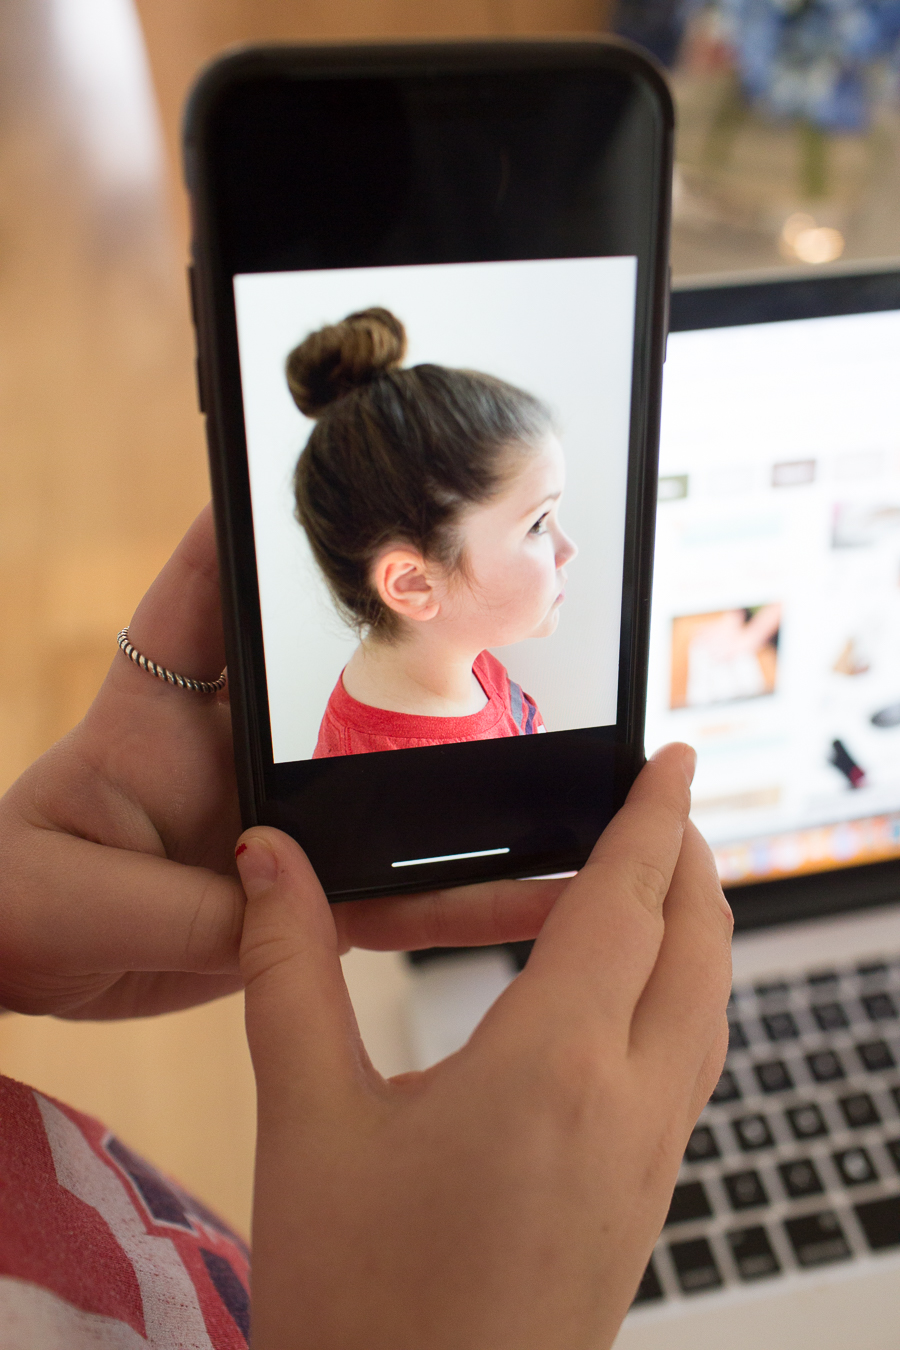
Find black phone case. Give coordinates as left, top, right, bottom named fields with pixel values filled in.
left=184, top=39, right=673, bottom=900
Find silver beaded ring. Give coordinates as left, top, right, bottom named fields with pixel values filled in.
left=116, top=628, right=227, bottom=694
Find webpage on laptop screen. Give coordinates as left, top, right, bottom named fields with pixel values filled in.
left=645, top=307, right=900, bottom=886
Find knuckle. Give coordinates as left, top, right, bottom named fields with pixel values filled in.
left=183, top=877, right=243, bottom=971
left=532, top=1035, right=620, bottom=1125
left=239, top=921, right=301, bottom=986
left=429, top=888, right=463, bottom=947
left=692, top=1017, right=730, bottom=1116
left=179, top=514, right=220, bottom=585
left=626, top=857, right=671, bottom=915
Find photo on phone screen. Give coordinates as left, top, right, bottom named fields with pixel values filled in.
left=234, top=255, right=636, bottom=764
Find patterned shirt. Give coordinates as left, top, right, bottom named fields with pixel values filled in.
left=0, top=1074, right=250, bottom=1347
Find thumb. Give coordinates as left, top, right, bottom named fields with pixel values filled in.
left=236, top=827, right=370, bottom=1118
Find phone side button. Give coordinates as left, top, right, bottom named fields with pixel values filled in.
left=187, top=263, right=199, bottom=329
left=194, top=354, right=206, bottom=415
left=663, top=263, right=671, bottom=363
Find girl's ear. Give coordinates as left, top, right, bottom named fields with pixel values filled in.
left=372, top=548, right=441, bottom=623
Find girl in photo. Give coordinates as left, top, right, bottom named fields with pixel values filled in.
left=286, top=307, right=577, bottom=759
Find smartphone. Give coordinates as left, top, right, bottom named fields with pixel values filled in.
left=184, top=39, right=672, bottom=901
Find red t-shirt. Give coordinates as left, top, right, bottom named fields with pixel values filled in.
left=313, top=650, right=545, bottom=758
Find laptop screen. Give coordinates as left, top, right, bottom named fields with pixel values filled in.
left=645, top=274, right=900, bottom=890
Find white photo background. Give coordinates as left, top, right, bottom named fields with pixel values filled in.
left=234, top=255, right=636, bottom=762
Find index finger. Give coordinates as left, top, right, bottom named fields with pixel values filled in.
left=503, top=743, right=696, bottom=1045
left=118, top=503, right=226, bottom=689
left=332, top=875, right=568, bottom=955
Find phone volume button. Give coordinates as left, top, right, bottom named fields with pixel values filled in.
left=663, top=263, right=671, bottom=363
left=187, top=264, right=199, bottom=329
left=194, top=354, right=206, bottom=415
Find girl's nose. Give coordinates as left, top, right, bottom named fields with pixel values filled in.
left=556, top=530, right=577, bottom=567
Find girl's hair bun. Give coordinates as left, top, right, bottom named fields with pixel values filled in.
left=286, top=307, right=407, bottom=417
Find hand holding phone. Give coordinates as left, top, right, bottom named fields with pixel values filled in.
left=0, top=507, right=567, bottom=1021
left=237, top=745, right=732, bottom=1350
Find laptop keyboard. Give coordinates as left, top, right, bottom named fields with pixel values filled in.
left=635, top=955, right=900, bottom=1306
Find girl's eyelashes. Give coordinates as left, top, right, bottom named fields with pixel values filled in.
left=529, top=511, right=550, bottom=536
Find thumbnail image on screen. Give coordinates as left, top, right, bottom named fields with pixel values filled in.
left=669, top=605, right=781, bottom=711
left=234, top=256, right=636, bottom=764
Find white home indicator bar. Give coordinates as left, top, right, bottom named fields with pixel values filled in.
left=391, top=847, right=510, bottom=869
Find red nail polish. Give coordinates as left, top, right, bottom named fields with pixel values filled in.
left=235, top=842, right=248, bottom=858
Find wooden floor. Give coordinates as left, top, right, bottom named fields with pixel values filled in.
left=0, top=0, right=606, bottom=1241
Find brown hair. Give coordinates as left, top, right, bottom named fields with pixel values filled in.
left=287, top=307, right=553, bottom=638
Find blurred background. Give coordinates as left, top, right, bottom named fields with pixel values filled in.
left=1, top=0, right=898, bottom=1237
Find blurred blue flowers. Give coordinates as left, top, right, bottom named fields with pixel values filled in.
left=711, top=0, right=900, bottom=130
left=615, top=0, right=900, bottom=132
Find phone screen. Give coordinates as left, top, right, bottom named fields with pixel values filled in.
left=186, top=44, right=671, bottom=898
left=235, top=256, right=635, bottom=765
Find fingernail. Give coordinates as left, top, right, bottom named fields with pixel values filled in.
left=235, top=836, right=278, bottom=892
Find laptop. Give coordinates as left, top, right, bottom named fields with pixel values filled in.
left=406, top=264, right=900, bottom=1349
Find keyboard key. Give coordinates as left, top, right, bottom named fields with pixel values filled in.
left=786, top=1103, right=828, bottom=1140
left=779, top=1157, right=824, bottom=1198
left=669, top=1237, right=723, bottom=1294
left=724, top=1169, right=769, bottom=1210
left=763, top=1012, right=800, bottom=1042
left=812, top=1002, right=849, bottom=1031
left=858, top=962, right=889, bottom=979
left=784, top=1210, right=852, bottom=1267
left=855, top=1195, right=900, bottom=1251
left=685, top=1125, right=720, bottom=1163
left=728, top=1021, right=749, bottom=1052
left=666, top=1181, right=713, bottom=1226
left=863, top=992, right=898, bottom=1022
left=710, top=1069, right=741, bottom=1103
left=755, top=1060, right=794, bottom=1093
left=755, top=981, right=789, bottom=999
left=733, top=1114, right=774, bottom=1151
left=632, top=1258, right=664, bottom=1304
left=727, top=1225, right=781, bottom=1281
left=886, top=1138, right=900, bottom=1173
left=806, top=1050, right=845, bottom=1083
left=834, top=1146, right=879, bottom=1186
left=839, top=1092, right=881, bottom=1129
left=808, top=970, right=838, bottom=987
left=857, top=1039, right=895, bottom=1072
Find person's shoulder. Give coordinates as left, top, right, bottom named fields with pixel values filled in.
left=474, top=650, right=510, bottom=697
left=313, top=671, right=352, bottom=757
